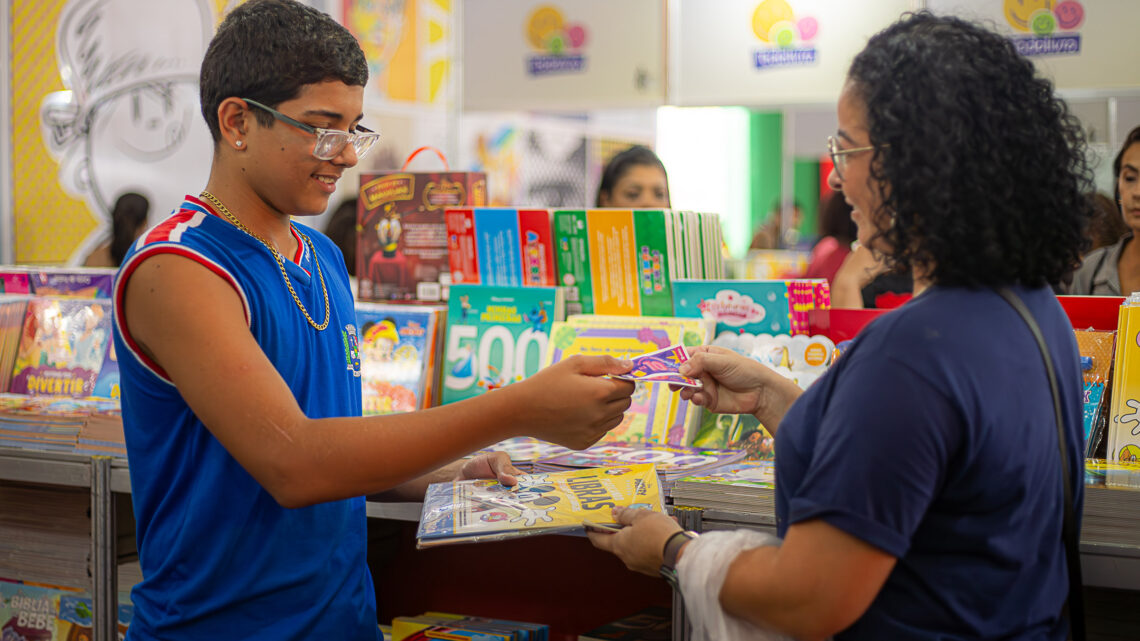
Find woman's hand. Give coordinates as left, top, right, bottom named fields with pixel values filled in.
left=675, top=345, right=803, bottom=431
left=587, top=506, right=683, bottom=577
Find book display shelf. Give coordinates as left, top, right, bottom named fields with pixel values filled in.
left=2, top=296, right=1139, bottom=640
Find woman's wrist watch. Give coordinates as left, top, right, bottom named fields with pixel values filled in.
left=659, top=530, right=699, bottom=588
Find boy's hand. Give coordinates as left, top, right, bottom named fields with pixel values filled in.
left=513, top=355, right=635, bottom=450
left=455, top=451, right=522, bottom=487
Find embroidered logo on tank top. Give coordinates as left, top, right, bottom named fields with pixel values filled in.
left=342, top=324, right=361, bottom=377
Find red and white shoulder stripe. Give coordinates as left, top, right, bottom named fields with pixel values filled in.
left=115, top=209, right=252, bottom=385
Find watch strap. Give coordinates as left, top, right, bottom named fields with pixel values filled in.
left=659, top=530, right=697, bottom=588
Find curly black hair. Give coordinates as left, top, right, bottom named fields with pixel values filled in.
left=199, top=0, right=368, bottom=143
left=846, top=12, right=1094, bottom=288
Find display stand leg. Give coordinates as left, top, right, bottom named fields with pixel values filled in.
left=671, top=507, right=705, bottom=641
left=92, top=457, right=117, bottom=641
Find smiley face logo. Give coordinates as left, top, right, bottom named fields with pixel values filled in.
left=752, top=0, right=795, bottom=43
left=1054, top=0, right=1085, bottom=30
left=1003, top=0, right=1054, bottom=33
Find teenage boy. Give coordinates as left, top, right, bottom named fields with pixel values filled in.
left=112, top=2, right=635, bottom=639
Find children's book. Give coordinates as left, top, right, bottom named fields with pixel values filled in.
left=0, top=296, right=31, bottom=393
left=10, top=298, right=112, bottom=398
left=441, top=285, right=563, bottom=404
left=676, top=459, right=775, bottom=489
left=1110, top=299, right=1140, bottom=462
left=393, top=612, right=548, bottom=641
left=0, top=269, right=32, bottom=295
left=416, top=463, right=664, bottom=548
left=550, top=315, right=710, bottom=445
left=578, top=606, right=672, bottom=641
left=675, top=279, right=789, bottom=333
left=357, top=170, right=488, bottom=302
left=553, top=210, right=723, bottom=317
left=27, top=267, right=116, bottom=299
left=420, top=613, right=548, bottom=641
left=533, top=442, right=746, bottom=494
left=446, top=208, right=555, bottom=287
left=1075, top=329, right=1115, bottom=456
left=90, top=340, right=120, bottom=401
left=355, top=302, right=443, bottom=415
left=477, top=437, right=572, bottom=473
left=689, top=409, right=775, bottom=460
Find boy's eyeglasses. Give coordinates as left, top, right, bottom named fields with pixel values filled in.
left=827, top=135, right=879, bottom=181
left=243, top=97, right=380, bottom=161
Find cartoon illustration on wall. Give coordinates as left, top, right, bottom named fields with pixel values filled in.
left=39, top=0, right=217, bottom=264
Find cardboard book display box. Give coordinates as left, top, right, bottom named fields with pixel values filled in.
left=356, top=147, right=487, bottom=302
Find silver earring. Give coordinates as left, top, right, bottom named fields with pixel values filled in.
left=235, top=140, right=243, bottom=147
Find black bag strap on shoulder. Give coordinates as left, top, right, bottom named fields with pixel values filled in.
left=997, top=287, right=1085, bottom=641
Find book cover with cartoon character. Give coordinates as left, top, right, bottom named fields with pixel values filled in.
left=689, top=409, right=775, bottom=460
left=441, top=284, right=563, bottom=405
left=10, top=298, right=112, bottom=398
left=355, top=302, right=442, bottom=415
left=549, top=315, right=710, bottom=445
left=416, top=463, right=664, bottom=548
left=533, top=442, right=746, bottom=495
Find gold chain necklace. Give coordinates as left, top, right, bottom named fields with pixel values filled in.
left=199, top=191, right=330, bottom=331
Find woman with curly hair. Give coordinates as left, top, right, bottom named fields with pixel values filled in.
left=590, top=12, right=1090, bottom=641
left=1069, top=126, right=1140, bottom=295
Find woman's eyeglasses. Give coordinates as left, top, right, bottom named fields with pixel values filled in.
left=827, top=135, right=878, bottom=181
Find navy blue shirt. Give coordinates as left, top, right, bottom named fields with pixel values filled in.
left=776, top=286, right=1083, bottom=640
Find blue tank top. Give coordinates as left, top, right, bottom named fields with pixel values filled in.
left=113, top=196, right=377, bottom=641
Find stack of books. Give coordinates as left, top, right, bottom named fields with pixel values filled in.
left=532, top=442, right=745, bottom=496
left=553, top=209, right=724, bottom=317
left=446, top=208, right=557, bottom=288
left=477, top=437, right=572, bottom=474
left=0, top=487, right=93, bottom=589
left=579, top=605, right=671, bottom=641
left=392, top=611, right=549, bottom=640
left=1084, top=460, right=1140, bottom=549
left=0, top=394, right=119, bottom=453
left=670, top=460, right=776, bottom=515
left=74, top=410, right=126, bottom=458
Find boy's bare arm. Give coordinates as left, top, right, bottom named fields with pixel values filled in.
left=123, top=253, right=634, bottom=508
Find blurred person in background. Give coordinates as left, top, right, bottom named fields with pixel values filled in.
left=1070, top=127, right=1140, bottom=295
left=804, top=191, right=857, bottom=286
left=84, top=192, right=150, bottom=267
left=595, top=145, right=671, bottom=208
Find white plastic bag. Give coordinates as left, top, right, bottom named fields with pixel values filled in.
left=676, top=529, right=797, bottom=641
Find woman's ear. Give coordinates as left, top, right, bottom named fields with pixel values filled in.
left=598, top=190, right=611, bottom=207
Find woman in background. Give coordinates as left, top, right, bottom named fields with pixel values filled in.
left=595, top=145, right=670, bottom=208
left=1070, top=127, right=1140, bottom=295
left=84, top=192, right=150, bottom=267
left=804, top=191, right=856, bottom=286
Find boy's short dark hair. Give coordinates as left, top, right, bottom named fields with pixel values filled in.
left=199, top=0, right=369, bottom=142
